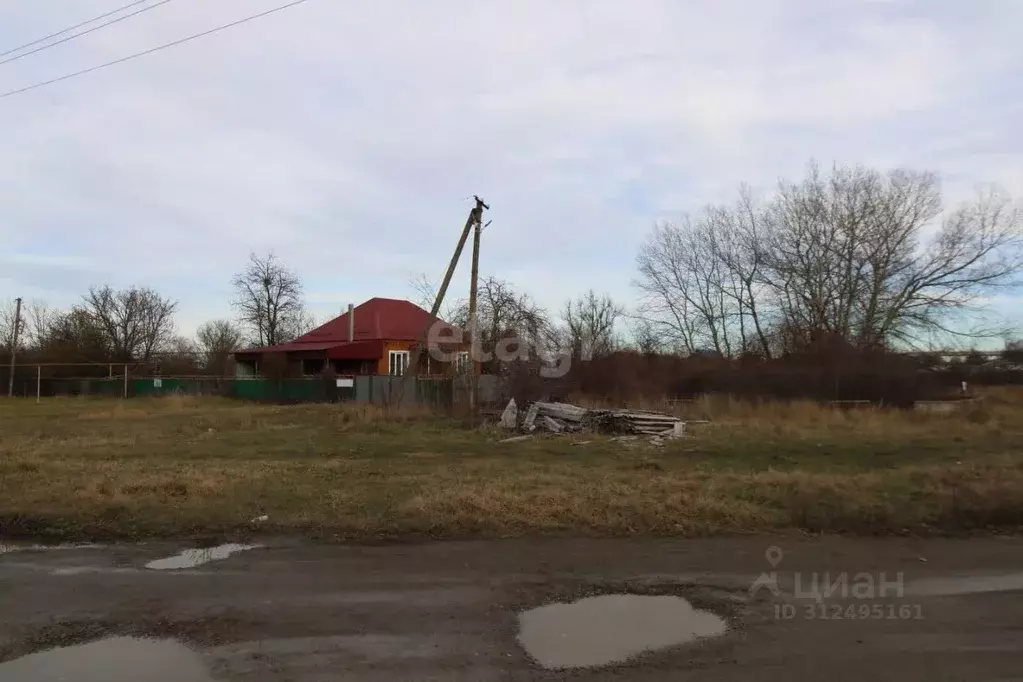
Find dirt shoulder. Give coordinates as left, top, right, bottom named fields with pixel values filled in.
left=2, top=396, right=1022, bottom=541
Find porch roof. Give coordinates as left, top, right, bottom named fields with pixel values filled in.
left=235, top=341, right=337, bottom=355
left=235, top=340, right=386, bottom=361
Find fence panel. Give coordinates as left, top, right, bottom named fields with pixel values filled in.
left=0, top=367, right=126, bottom=398
left=1, top=366, right=505, bottom=408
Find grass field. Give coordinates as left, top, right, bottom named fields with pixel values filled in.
left=2, top=391, right=1022, bottom=541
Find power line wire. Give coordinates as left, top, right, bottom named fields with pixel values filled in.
left=0, top=0, right=175, bottom=68
left=0, top=0, right=312, bottom=100
left=0, top=0, right=154, bottom=58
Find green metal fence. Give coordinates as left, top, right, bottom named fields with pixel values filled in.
left=5, top=371, right=501, bottom=408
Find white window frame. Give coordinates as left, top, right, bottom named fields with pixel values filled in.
left=456, top=351, right=470, bottom=373
left=388, top=350, right=410, bottom=376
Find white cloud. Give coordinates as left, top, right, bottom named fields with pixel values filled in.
left=0, top=0, right=1020, bottom=338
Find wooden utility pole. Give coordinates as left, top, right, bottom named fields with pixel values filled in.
left=7, top=297, right=22, bottom=397
left=467, top=196, right=484, bottom=413
left=405, top=197, right=487, bottom=402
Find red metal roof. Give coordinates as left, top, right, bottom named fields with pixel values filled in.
left=296, top=297, right=462, bottom=344
left=234, top=298, right=464, bottom=356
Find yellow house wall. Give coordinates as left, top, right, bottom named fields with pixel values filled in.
left=376, top=341, right=415, bottom=375
left=376, top=340, right=475, bottom=376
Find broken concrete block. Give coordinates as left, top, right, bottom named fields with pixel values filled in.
left=522, top=402, right=540, bottom=431
left=540, top=416, right=565, bottom=433
left=534, top=402, right=588, bottom=423
left=499, top=398, right=518, bottom=429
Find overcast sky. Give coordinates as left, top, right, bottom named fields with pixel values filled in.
left=1, top=0, right=1020, bottom=340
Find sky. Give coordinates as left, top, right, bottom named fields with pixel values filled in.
left=0, top=0, right=1021, bottom=343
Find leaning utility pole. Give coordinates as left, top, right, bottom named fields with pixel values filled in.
left=7, top=297, right=22, bottom=397
left=405, top=197, right=487, bottom=402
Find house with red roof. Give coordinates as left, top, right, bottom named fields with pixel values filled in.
left=233, top=297, right=472, bottom=378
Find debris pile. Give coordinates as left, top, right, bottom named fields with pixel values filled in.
left=586, top=409, right=685, bottom=436
left=499, top=400, right=686, bottom=439
left=522, top=402, right=588, bottom=432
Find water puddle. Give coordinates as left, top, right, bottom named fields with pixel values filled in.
left=906, top=573, right=1023, bottom=597
left=145, top=543, right=261, bottom=570
left=0, top=637, right=214, bottom=681
left=517, top=594, right=727, bottom=669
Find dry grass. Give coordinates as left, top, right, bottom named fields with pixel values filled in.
left=1, top=391, right=1022, bottom=541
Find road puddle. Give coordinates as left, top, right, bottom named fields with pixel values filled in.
left=0, top=637, right=214, bottom=681
left=906, top=573, right=1023, bottom=596
left=517, top=594, right=727, bottom=669
left=145, top=543, right=261, bottom=570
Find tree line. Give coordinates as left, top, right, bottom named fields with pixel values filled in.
left=1, top=263, right=627, bottom=377
left=3, top=161, right=1020, bottom=375
left=636, top=161, right=1021, bottom=357
left=0, top=253, right=319, bottom=374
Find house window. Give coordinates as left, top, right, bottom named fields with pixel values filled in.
left=302, top=359, right=325, bottom=376
left=456, top=351, right=470, bottom=373
left=388, top=350, right=409, bottom=376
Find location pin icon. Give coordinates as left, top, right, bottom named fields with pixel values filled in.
left=765, top=546, right=783, bottom=568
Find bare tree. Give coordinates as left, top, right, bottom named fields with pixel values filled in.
left=284, top=309, right=318, bottom=340
left=196, top=319, right=243, bottom=375
left=763, top=164, right=1021, bottom=349
left=409, top=273, right=438, bottom=309
left=628, top=317, right=666, bottom=355
left=464, top=277, right=552, bottom=365
left=408, top=273, right=460, bottom=322
left=561, top=290, right=623, bottom=359
left=876, top=187, right=1020, bottom=345
left=159, top=336, right=202, bottom=375
left=707, top=188, right=774, bottom=356
left=231, top=252, right=307, bottom=346
left=168, top=336, right=198, bottom=355
left=81, top=285, right=177, bottom=362
left=636, top=161, right=1023, bottom=355
left=411, top=273, right=554, bottom=370
left=36, top=307, right=111, bottom=362
left=22, top=300, right=54, bottom=349
left=0, top=299, right=55, bottom=351
left=635, top=216, right=741, bottom=355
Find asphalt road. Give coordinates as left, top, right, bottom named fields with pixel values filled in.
left=1, top=536, right=1022, bottom=680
